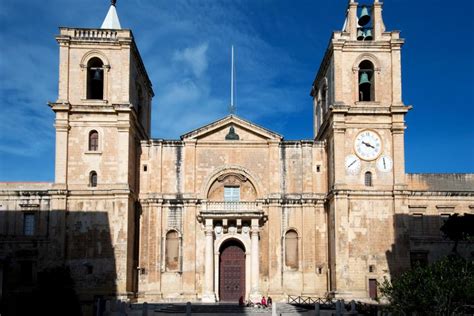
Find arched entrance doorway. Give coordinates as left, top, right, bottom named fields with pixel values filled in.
left=219, top=239, right=245, bottom=302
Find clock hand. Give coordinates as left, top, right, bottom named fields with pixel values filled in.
left=348, top=160, right=357, bottom=168
left=362, top=141, right=375, bottom=149
left=383, top=157, right=386, bottom=168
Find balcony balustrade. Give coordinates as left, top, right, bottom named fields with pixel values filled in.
left=203, top=201, right=260, bottom=213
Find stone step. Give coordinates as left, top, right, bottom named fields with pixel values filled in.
left=130, top=302, right=310, bottom=315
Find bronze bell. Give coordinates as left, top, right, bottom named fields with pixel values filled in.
left=359, top=72, right=371, bottom=86
left=92, top=68, right=103, bottom=81
left=358, top=6, right=371, bottom=27
left=357, top=29, right=365, bottom=41
left=364, top=29, right=373, bottom=41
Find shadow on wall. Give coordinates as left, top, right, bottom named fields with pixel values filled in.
left=0, top=210, right=117, bottom=316
left=385, top=213, right=474, bottom=279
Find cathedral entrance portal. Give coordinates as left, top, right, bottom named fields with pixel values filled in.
left=219, top=239, right=245, bottom=302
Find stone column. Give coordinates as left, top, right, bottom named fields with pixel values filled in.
left=202, top=219, right=216, bottom=302
left=250, top=218, right=261, bottom=301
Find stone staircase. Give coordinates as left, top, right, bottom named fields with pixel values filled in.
left=131, top=302, right=311, bottom=315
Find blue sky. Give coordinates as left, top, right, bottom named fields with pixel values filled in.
left=0, top=0, right=473, bottom=181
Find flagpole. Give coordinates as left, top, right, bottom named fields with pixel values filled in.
left=230, top=45, right=234, bottom=114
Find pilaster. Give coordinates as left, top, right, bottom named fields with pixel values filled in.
left=267, top=203, right=283, bottom=296
left=347, top=1, right=359, bottom=41
left=202, top=219, right=216, bottom=302
left=50, top=102, right=70, bottom=187
left=182, top=203, right=197, bottom=298
left=249, top=218, right=261, bottom=301
left=372, top=1, right=385, bottom=40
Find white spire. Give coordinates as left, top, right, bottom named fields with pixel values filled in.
left=101, top=0, right=122, bottom=29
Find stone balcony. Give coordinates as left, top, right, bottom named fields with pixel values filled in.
left=198, top=201, right=265, bottom=221
left=205, top=201, right=260, bottom=212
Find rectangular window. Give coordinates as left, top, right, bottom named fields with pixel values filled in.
left=410, top=251, right=428, bottom=268
left=23, top=213, right=35, bottom=236
left=224, top=186, right=240, bottom=202
left=410, top=214, right=423, bottom=236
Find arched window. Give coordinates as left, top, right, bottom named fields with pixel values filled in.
left=87, top=57, right=104, bottom=100
left=321, top=85, right=328, bottom=113
left=285, top=230, right=299, bottom=269
left=358, top=60, right=374, bottom=102
left=89, top=171, right=97, bottom=187
left=88, top=130, right=99, bottom=151
left=165, top=230, right=179, bottom=270
left=316, top=101, right=322, bottom=132
left=136, top=85, right=143, bottom=120
left=365, top=171, right=373, bottom=187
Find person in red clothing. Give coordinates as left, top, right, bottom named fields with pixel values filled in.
left=261, top=296, right=267, bottom=307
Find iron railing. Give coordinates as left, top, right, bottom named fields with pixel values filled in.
left=287, top=295, right=334, bottom=307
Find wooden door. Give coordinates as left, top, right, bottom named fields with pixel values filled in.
left=369, top=279, right=377, bottom=299
left=219, top=243, right=245, bottom=302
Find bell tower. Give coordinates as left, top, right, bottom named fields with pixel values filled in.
left=49, top=0, right=153, bottom=300
left=51, top=0, right=153, bottom=191
left=311, top=0, right=411, bottom=299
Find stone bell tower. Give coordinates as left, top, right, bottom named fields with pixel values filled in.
left=310, top=0, right=411, bottom=299
left=48, top=0, right=154, bottom=302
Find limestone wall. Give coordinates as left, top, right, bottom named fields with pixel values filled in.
left=137, top=125, right=329, bottom=300
left=406, top=192, right=474, bottom=262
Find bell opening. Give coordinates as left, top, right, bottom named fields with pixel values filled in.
left=358, top=61, right=374, bottom=102
left=356, top=5, right=373, bottom=41
left=87, top=57, right=104, bottom=100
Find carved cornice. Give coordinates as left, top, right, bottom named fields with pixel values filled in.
left=217, top=173, right=248, bottom=183
left=48, top=102, right=71, bottom=111
left=407, top=191, right=474, bottom=197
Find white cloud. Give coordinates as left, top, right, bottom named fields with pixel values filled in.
left=173, top=43, right=209, bottom=78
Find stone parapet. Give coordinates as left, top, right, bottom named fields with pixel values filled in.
left=57, top=27, right=132, bottom=43
left=407, top=173, right=474, bottom=192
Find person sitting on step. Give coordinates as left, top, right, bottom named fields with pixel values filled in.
left=267, top=296, right=272, bottom=307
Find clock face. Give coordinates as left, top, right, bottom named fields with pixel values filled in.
left=345, top=154, right=361, bottom=175
left=354, top=130, right=382, bottom=161
left=376, top=155, right=393, bottom=172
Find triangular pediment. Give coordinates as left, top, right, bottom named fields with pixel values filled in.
left=180, top=115, right=283, bottom=142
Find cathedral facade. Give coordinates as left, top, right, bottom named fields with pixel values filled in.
left=1, top=0, right=473, bottom=313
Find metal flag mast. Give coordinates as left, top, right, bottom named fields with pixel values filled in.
left=230, top=45, right=236, bottom=115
